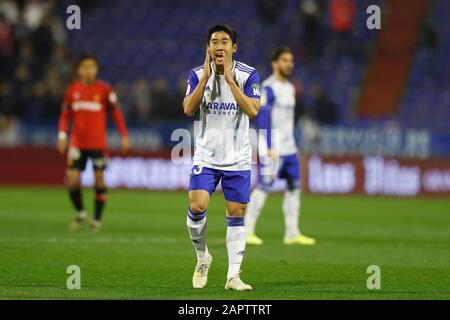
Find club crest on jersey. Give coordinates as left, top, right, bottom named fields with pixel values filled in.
left=93, top=94, right=101, bottom=102
left=252, top=83, right=260, bottom=96
left=191, top=165, right=203, bottom=175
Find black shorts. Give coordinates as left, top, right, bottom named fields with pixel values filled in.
left=67, top=147, right=108, bottom=171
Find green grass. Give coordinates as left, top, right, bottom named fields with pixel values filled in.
left=0, top=187, right=449, bottom=300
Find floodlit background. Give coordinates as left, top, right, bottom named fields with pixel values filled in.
left=0, top=0, right=448, bottom=195
left=0, top=0, right=449, bottom=300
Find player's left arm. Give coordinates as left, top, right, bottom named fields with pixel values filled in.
left=257, top=86, right=276, bottom=159
left=224, top=58, right=260, bottom=118
left=57, top=87, right=73, bottom=154
left=106, top=89, right=130, bottom=153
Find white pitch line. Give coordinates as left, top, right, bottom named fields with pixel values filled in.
left=0, top=237, right=226, bottom=244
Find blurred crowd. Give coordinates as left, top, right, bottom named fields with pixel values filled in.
left=0, top=0, right=353, bottom=129
left=0, top=0, right=192, bottom=126
left=259, top=0, right=359, bottom=63
left=0, top=0, right=71, bottom=124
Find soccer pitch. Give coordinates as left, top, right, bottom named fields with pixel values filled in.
left=0, top=187, right=449, bottom=300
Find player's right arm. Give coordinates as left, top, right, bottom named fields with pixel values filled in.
left=183, top=51, right=211, bottom=117
left=57, top=87, right=73, bottom=154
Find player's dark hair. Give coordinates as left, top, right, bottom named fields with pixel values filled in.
left=206, top=24, right=237, bottom=44
left=271, top=47, right=293, bottom=62
left=76, top=53, right=98, bottom=67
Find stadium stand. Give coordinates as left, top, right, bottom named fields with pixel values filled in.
left=0, top=0, right=448, bottom=132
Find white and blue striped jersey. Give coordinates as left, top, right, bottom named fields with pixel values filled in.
left=186, top=60, right=260, bottom=171
left=257, top=75, right=297, bottom=156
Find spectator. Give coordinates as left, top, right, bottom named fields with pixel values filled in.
left=299, top=0, right=323, bottom=63
left=0, top=81, right=14, bottom=116
left=151, top=77, right=171, bottom=119
left=43, top=65, right=64, bottom=118
left=329, top=0, right=355, bottom=33
left=328, top=0, right=356, bottom=57
left=257, top=0, right=283, bottom=23
left=0, top=0, right=20, bottom=27
left=0, top=14, right=15, bottom=79
left=292, top=79, right=307, bottom=122
left=112, top=81, right=132, bottom=120
left=0, top=113, right=20, bottom=145
left=311, top=85, right=338, bottom=125
left=0, top=14, right=14, bottom=57
left=27, top=81, right=48, bottom=121
left=420, top=18, right=439, bottom=81
left=23, top=0, right=49, bottom=31
left=257, top=0, right=284, bottom=60
left=46, top=0, right=67, bottom=46
left=16, top=41, right=37, bottom=79
left=30, top=14, right=55, bottom=72
left=12, top=63, right=33, bottom=117
left=48, top=46, right=73, bottom=82
left=170, top=76, right=188, bottom=119
left=130, top=77, right=152, bottom=121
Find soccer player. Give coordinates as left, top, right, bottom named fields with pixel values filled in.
left=57, top=54, right=130, bottom=232
left=183, top=25, right=260, bottom=291
left=245, top=47, right=316, bottom=246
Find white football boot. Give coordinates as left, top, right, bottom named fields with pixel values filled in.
left=192, top=253, right=213, bottom=289
left=69, top=210, right=87, bottom=231
left=225, top=272, right=252, bottom=291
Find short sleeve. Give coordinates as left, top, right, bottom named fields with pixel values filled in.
left=185, top=69, right=200, bottom=96
left=243, top=70, right=261, bottom=99
left=257, top=86, right=275, bottom=148
left=260, top=86, right=275, bottom=110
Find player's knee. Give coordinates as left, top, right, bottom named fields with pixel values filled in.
left=66, top=170, right=80, bottom=187
left=189, top=201, right=208, bottom=214
left=95, top=181, right=106, bottom=189
left=286, top=178, right=300, bottom=191
left=95, top=186, right=106, bottom=193
left=94, top=172, right=105, bottom=187
left=227, top=206, right=246, bottom=217
left=67, top=178, right=81, bottom=190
